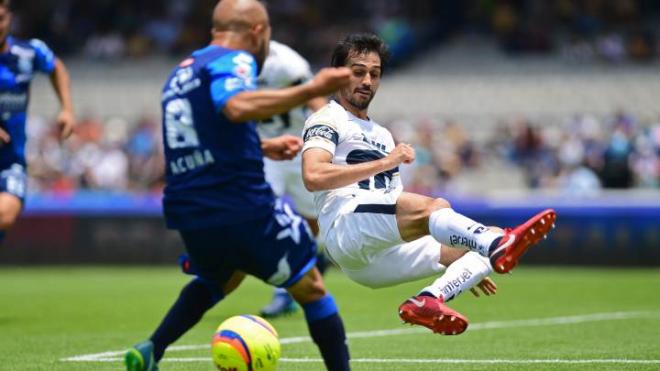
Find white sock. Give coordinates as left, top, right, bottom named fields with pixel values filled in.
left=429, top=208, right=503, bottom=257
left=420, top=251, right=493, bottom=301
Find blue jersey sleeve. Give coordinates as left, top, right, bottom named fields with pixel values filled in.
left=206, top=51, right=257, bottom=112
left=29, top=39, right=56, bottom=74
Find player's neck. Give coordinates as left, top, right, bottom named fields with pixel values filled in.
left=209, top=33, right=247, bottom=52
left=0, top=37, right=9, bottom=53
left=338, top=97, right=369, bottom=120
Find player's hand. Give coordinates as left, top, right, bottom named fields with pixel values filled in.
left=0, top=127, right=10, bottom=147
left=56, top=109, right=76, bottom=140
left=384, top=143, right=415, bottom=168
left=470, top=277, right=497, bottom=297
left=308, top=67, right=351, bottom=97
left=262, top=135, right=303, bottom=161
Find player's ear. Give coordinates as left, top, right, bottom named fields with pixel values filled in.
left=251, top=23, right=266, bottom=41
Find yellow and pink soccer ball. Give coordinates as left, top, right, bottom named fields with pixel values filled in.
left=211, top=315, right=281, bottom=371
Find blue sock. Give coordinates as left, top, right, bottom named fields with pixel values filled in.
left=150, top=278, right=222, bottom=361
left=302, top=294, right=350, bottom=371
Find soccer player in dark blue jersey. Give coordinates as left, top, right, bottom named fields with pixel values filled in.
left=125, top=1, right=352, bottom=370
left=0, top=0, right=75, bottom=244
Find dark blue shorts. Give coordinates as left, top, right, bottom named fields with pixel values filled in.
left=0, top=164, right=26, bottom=203
left=179, top=200, right=317, bottom=289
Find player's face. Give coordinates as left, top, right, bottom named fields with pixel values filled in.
left=338, top=51, right=381, bottom=111
left=0, top=7, right=11, bottom=44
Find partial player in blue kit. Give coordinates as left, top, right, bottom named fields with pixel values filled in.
left=125, top=1, right=352, bottom=371
left=0, top=0, right=75, bottom=245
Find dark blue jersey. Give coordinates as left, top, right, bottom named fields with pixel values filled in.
left=0, top=37, right=56, bottom=169
left=161, top=45, right=275, bottom=230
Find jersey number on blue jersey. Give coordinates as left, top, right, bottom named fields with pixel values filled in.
left=165, top=98, right=200, bottom=149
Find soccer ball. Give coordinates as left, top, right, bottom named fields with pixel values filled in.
left=211, top=315, right=281, bottom=371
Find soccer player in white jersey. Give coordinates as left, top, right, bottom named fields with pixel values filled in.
left=256, top=40, right=328, bottom=317
left=301, top=33, right=557, bottom=335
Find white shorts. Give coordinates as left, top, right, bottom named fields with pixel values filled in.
left=263, top=156, right=316, bottom=218
left=325, top=190, right=445, bottom=288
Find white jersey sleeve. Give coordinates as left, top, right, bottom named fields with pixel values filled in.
left=301, top=101, right=349, bottom=156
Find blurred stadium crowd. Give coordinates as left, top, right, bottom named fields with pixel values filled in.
left=12, top=0, right=660, bottom=196
left=10, top=0, right=660, bottom=65
left=390, top=112, right=660, bottom=196
left=26, top=115, right=164, bottom=194
left=26, top=111, right=660, bottom=196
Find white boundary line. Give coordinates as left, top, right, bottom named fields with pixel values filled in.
left=61, top=310, right=660, bottom=363
left=72, top=357, right=660, bottom=364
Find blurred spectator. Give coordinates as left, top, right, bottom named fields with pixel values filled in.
left=492, top=111, right=658, bottom=192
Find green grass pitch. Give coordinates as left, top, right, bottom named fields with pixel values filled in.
left=1, top=266, right=659, bottom=370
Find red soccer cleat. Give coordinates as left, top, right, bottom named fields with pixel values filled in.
left=489, top=208, right=557, bottom=274
left=398, top=295, right=468, bottom=335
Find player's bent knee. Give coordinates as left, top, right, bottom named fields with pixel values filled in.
left=291, top=281, right=326, bottom=304
left=221, top=271, right=245, bottom=296
left=417, top=197, right=451, bottom=225
left=430, top=197, right=451, bottom=213
left=287, top=268, right=327, bottom=304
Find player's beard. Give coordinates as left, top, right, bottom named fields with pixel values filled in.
left=346, top=88, right=374, bottom=111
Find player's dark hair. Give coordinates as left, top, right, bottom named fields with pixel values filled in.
left=331, top=33, right=390, bottom=76
left=0, top=0, right=10, bottom=10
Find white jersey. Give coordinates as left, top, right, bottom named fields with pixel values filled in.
left=257, top=41, right=318, bottom=217
left=257, top=40, right=314, bottom=139
left=302, top=100, right=403, bottom=237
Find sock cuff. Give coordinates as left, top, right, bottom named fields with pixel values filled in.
left=429, top=207, right=454, bottom=230
left=302, top=294, right=338, bottom=322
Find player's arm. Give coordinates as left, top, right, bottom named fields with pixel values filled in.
left=261, top=135, right=302, bottom=161
left=306, top=96, right=328, bottom=112
left=49, top=58, right=76, bottom=139
left=223, top=68, right=349, bottom=123
left=302, top=143, right=415, bottom=192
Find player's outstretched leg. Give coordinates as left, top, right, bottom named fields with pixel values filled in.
left=125, top=275, right=230, bottom=370
left=424, top=198, right=556, bottom=273
left=488, top=209, right=557, bottom=274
